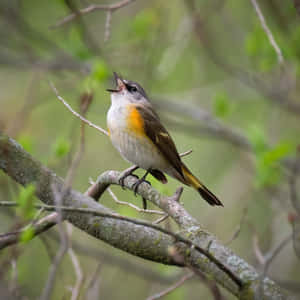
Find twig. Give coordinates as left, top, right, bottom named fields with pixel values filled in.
left=0, top=212, right=58, bottom=250
left=49, top=82, right=108, bottom=136
left=40, top=185, right=69, bottom=300
left=250, top=0, right=284, bottom=64
left=68, top=248, right=84, bottom=300
left=263, top=235, right=292, bottom=276
left=107, top=187, right=165, bottom=215
left=52, top=0, right=136, bottom=28
left=253, top=233, right=292, bottom=299
left=168, top=248, right=224, bottom=300
left=225, top=207, right=248, bottom=245
left=153, top=214, right=169, bottom=225
left=104, top=11, right=112, bottom=42
left=179, top=149, right=193, bottom=157
left=146, top=271, right=194, bottom=300
left=84, top=263, right=102, bottom=299
left=41, top=92, right=90, bottom=300
left=252, top=234, right=266, bottom=265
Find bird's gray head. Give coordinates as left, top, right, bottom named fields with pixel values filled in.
left=106, top=72, right=150, bottom=106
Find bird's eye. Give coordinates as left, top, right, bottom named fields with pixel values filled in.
left=127, top=85, right=137, bottom=93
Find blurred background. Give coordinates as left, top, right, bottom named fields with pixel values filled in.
left=0, top=0, right=300, bottom=299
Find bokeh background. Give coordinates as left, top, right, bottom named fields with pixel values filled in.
left=0, top=0, right=300, bottom=299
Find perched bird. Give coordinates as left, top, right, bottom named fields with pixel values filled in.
left=106, top=72, right=223, bottom=206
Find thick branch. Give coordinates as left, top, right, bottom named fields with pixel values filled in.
left=0, top=134, right=176, bottom=265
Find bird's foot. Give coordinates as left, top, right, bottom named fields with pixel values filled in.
left=118, top=166, right=139, bottom=189
left=132, top=178, right=151, bottom=196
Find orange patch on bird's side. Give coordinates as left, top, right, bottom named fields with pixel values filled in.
left=127, top=106, right=145, bottom=136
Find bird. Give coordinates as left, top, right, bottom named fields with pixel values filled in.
left=106, top=72, right=223, bottom=207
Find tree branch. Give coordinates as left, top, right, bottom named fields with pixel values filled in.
left=0, top=133, right=292, bottom=299
left=52, top=0, right=137, bottom=28
left=250, top=0, right=284, bottom=64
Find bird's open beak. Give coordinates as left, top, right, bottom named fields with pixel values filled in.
left=106, top=72, right=126, bottom=92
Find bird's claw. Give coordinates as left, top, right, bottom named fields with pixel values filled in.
left=119, top=173, right=139, bottom=189
left=132, top=178, right=151, bottom=196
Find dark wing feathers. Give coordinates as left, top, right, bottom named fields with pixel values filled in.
left=149, top=169, right=168, bottom=184
left=136, top=106, right=184, bottom=178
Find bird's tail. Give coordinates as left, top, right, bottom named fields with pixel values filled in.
left=181, top=163, right=223, bottom=206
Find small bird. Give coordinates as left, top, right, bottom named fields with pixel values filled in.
left=106, top=72, right=223, bottom=206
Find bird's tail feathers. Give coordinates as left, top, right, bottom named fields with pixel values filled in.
left=181, top=164, right=223, bottom=206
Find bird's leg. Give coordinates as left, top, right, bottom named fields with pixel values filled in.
left=132, top=169, right=151, bottom=196
left=142, top=197, right=147, bottom=210
left=118, top=165, right=139, bottom=189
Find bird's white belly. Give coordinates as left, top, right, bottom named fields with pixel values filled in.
left=110, top=129, right=168, bottom=170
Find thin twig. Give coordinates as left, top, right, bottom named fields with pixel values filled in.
left=255, top=234, right=292, bottom=299
left=49, top=82, right=108, bottom=136
left=52, top=0, right=136, bottom=28
left=40, top=185, right=69, bottom=300
left=263, top=235, right=292, bottom=276
left=107, top=187, right=165, bottom=215
left=104, top=11, right=112, bottom=42
left=40, top=93, right=90, bottom=300
left=168, top=249, right=224, bottom=300
left=146, top=271, right=194, bottom=300
left=225, top=207, right=248, bottom=245
left=179, top=149, right=193, bottom=157
left=250, top=0, right=284, bottom=64
left=252, top=234, right=266, bottom=265
left=68, top=248, right=84, bottom=300
left=84, top=263, right=102, bottom=299
left=153, top=214, right=169, bottom=225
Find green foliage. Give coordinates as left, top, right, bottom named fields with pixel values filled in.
left=20, top=225, right=35, bottom=243
left=16, top=184, right=36, bottom=220
left=62, top=28, right=93, bottom=60
left=81, top=59, right=110, bottom=92
left=247, top=125, right=268, bottom=154
left=213, top=91, right=232, bottom=118
left=52, top=137, right=71, bottom=158
left=91, top=59, right=110, bottom=83
left=130, top=9, right=159, bottom=40
left=248, top=125, right=296, bottom=187
left=17, top=135, right=34, bottom=153
left=245, top=23, right=278, bottom=71
left=255, top=141, right=295, bottom=187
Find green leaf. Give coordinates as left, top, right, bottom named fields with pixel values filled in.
left=247, top=125, right=268, bottom=154
left=131, top=10, right=158, bottom=39
left=213, top=91, right=231, bottom=118
left=17, top=135, right=34, bottom=153
left=62, top=28, right=92, bottom=60
left=254, top=142, right=295, bottom=187
left=20, top=226, right=35, bottom=243
left=262, top=142, right=295, bottom=167
left=53, top=138, right=71, bottom=158
left=16, top=184, right=36, bottom=220
left=91, top=60, right=110, bottom=83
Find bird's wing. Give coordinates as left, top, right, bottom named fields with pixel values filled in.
left=135, top=105, right=184, bottom=178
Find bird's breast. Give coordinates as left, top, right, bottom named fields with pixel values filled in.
left=107, top=104, right=168, bottom=170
